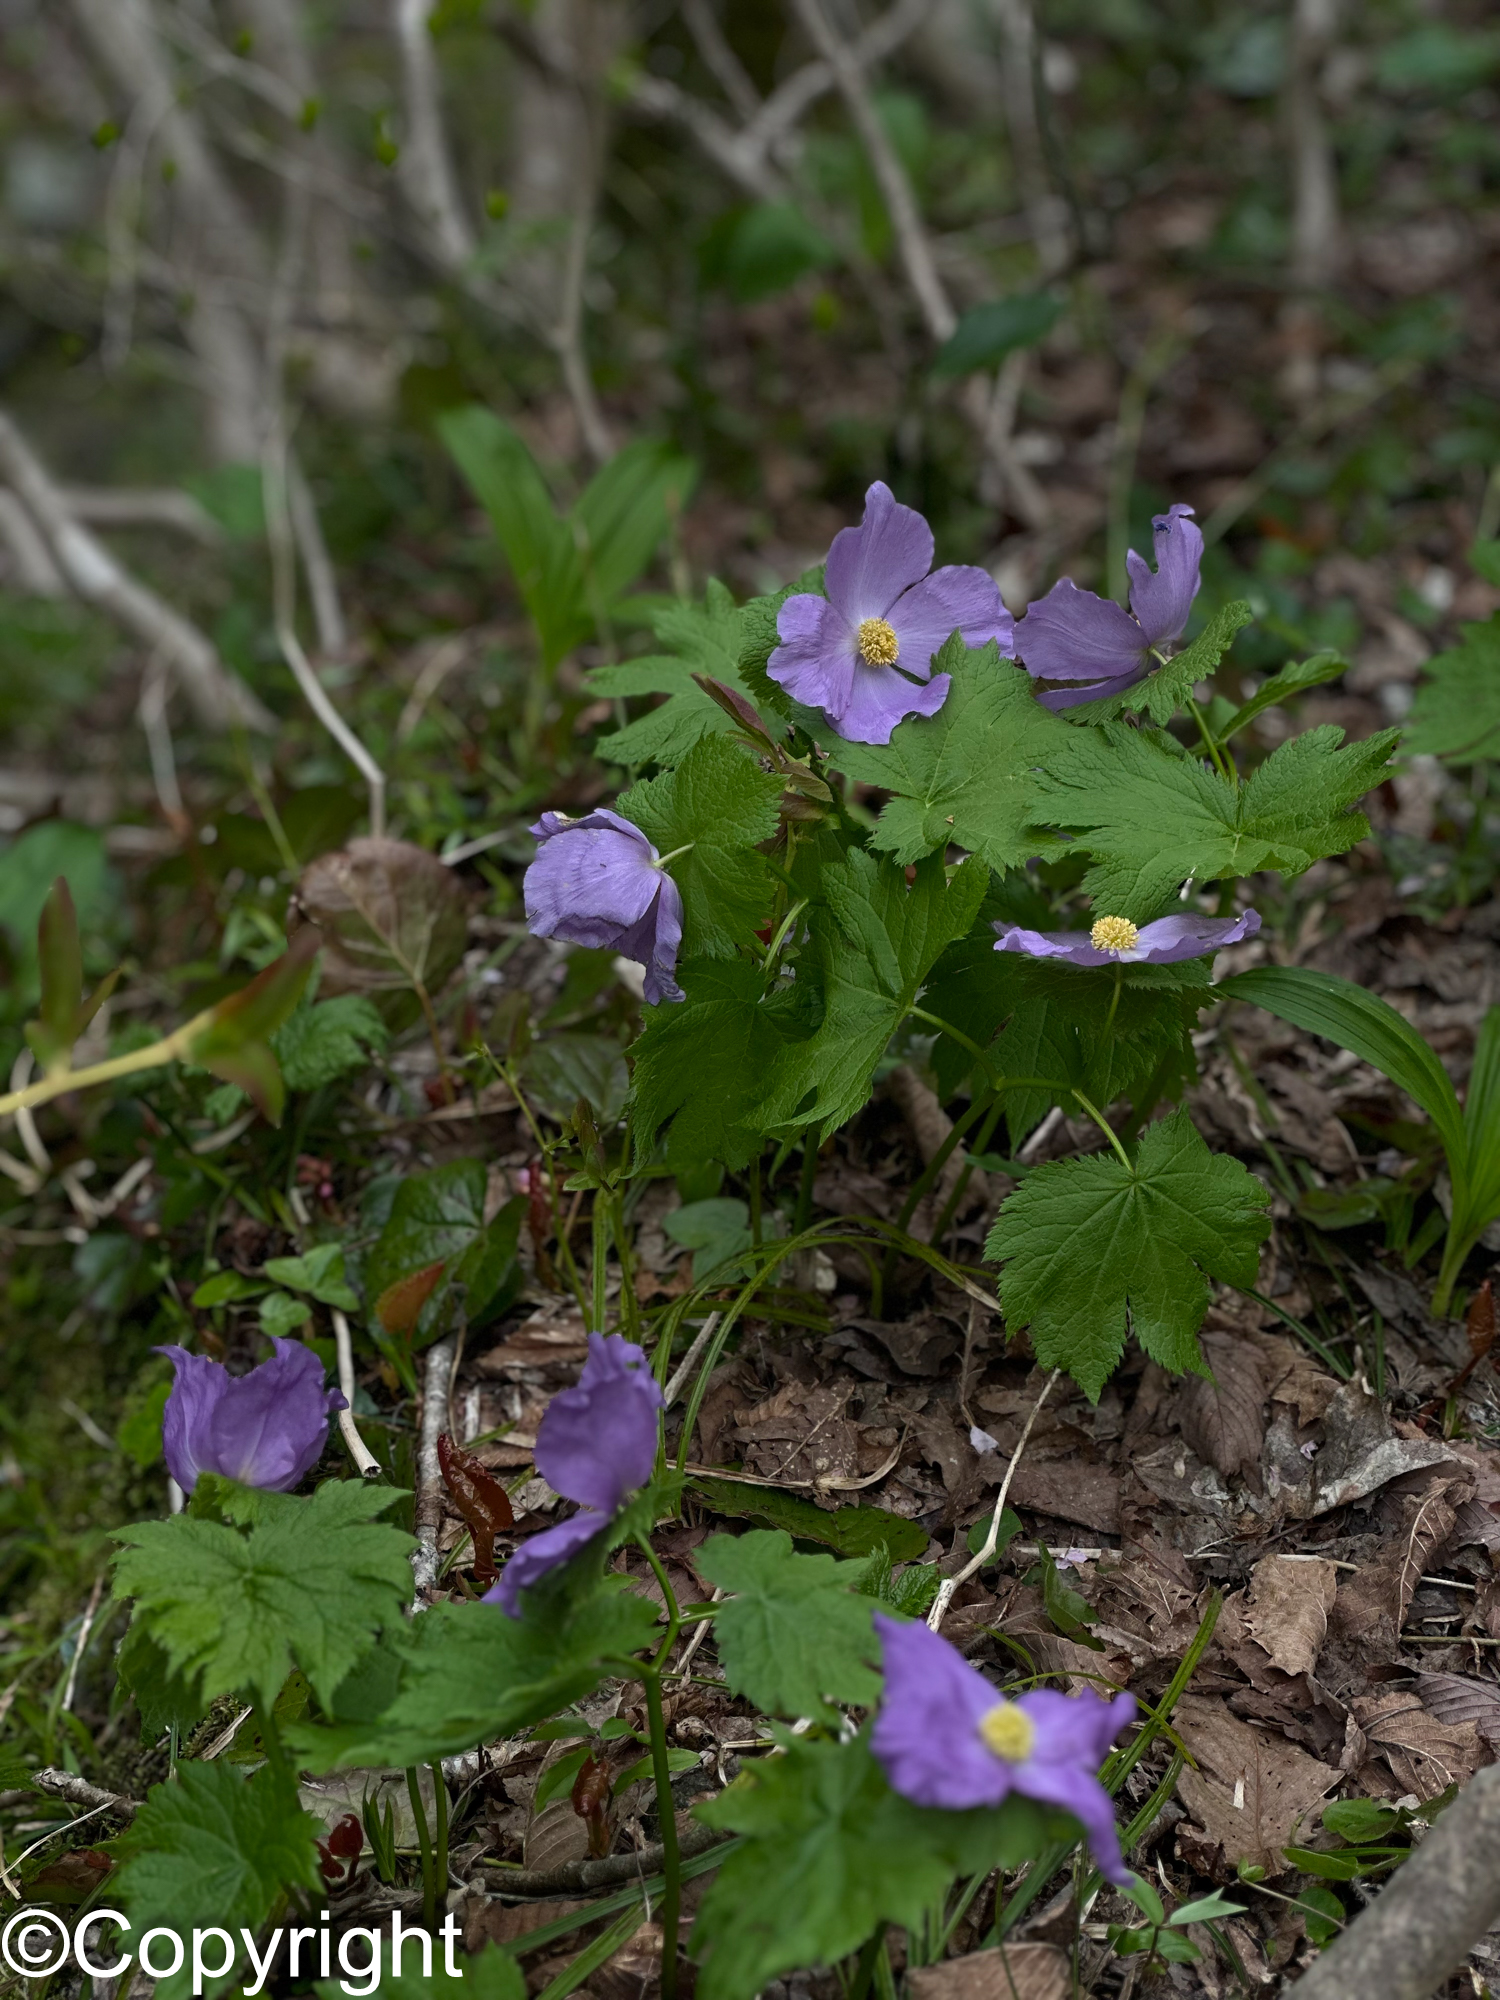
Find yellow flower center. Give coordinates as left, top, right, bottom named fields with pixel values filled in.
left=857, top=616, right=900, bottom=667
left=1089, top=915, right=1140, bottom=955
left=978, top=1700, right=1036, bottom=1763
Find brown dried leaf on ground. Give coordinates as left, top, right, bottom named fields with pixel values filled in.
left=1174, top=1695, right=1340, bottom=1871
left=731, top=1381, right=862, bottom=1500
left=1301, top=1379, right=1459, bottom=1517
left=1415, top=1671, right=1500, bottom=1745
left=1326, top=1470, right=1472, bottom=1669
left=1002, top=1458, right=1122, bottom=1536
left=476, top=1302, right=590, bottom=1380
left=1176, top=1331, right=1270, bottom=1479
left=906, top=1943, right=1069, bottom=2000
left=1350, top=1687, right=1489, bottom=1798
left=1237, top=1556, right=1340, bottom=1679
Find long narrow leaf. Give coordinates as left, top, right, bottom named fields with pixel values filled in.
left=1459, top=1005, right=1500, bottom=1234
left=1219, top=965, right=1465, bottom=1164
left=572, top=438, right=697, bottom=607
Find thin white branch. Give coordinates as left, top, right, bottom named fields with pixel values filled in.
left=0, top=410, right=271, bottom=731
left=928, top=1368, right=1060, bottom=1633
left=62, top=486, right=224, bottom=543
left=987, top=0, right=1071, bottom=277
left=391, top=0, right=476, bottom=270
left=411, top=1334, right=457, bottom=1607
left=788, top=0, right=955, bottom=342
left=138, top=654, right=186, bottom=826
left=286, top=457, right=348, bottom=656
left=0, top=490, right=65, bottom=594
left=332, top=1309, right=382, bottom=1479
left=681, top=0, right=761, bottom=120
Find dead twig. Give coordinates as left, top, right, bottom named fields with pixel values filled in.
left=333, top=1309, right=382, bottom=1479
left=412, top=1335, right=457, bottom=1607
left=31, top=1769, right=139, bottom=1821
left=480, top=1819, right=729, bottom=1897
left=928, top=1367, right=1060, bottom=1633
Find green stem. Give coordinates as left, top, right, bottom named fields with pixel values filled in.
left=430, top=1762, right=450, bottom=1909
left=749, top=1149, right=763, bottom=1247
left=0, top=1021, right=199, bottom=1119
left=1070, top=1089, right=1133, bottom=1171
left=906, top=1006, right=1005, bottom=1095
left=793, top=1127, right=820, bottom=1237
left=639, top=1535, right=683, bottom=1668
left=611, top=1192, right=640, bottom=1340
left=643, top=1672, right=682, bottom=2000
left=926, top=1095, right=1005, bottom=1249
left=590, top=1198, right=609, bottom=1334
left=849, top=1925, right=888, bottom=2000
left=1186, top=695, right=1235, bottom=786
left=406, top=1765, right=437, bottom=1931
left=653, top=843, right=696, bottom=869
left=883, top=1093, right=995, bottom=1291
left=1103, top=963, right=1124, bottom=1042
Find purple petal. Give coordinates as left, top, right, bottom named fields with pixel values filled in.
left=1035, top=667, right=1150, bottom=712
left=1126, top=504, right=1203, bottom=648
left=824, top=482, right=934, bottom=623
left=993, top=925, right=1116, bottom=968
left=884, top=567, right=1016, bottom=676
left=525, top=815, right=662, bottom=951
left=1130, top=909, right=1261, bottom=963
left=1012, top=1755, right=1133, bottom=1886
left=481, top=1509, right=609, bottom=1617
left=832, top=666, right=953, bottom=745
left=617, top=869, right=685, bottom=1006
left=535, top=1332, right=665, bottom=1513
left=871, top=1615, right=1014, bottom=1811
left=157, top=1338, right=343, bottom=1493
left=1015, top=580, right=1146, bottom=687
left=768, top=593, right=857, bottom=717
left=1018, top=1687, right=1136, bottom=1771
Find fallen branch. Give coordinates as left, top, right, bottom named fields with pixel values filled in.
left=1285, top=1764, right=1500, bottom=2000
left=0, top=410, right=270, bottom=731
left=31, top=1768, right=139, bottom=1821
left=480, top=1819, right=729, bottom=1897
left=411, top=1335, right=457, bottom=1607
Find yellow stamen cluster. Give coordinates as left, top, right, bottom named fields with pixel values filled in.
left=856, top=616, right=900, bottom=667
left=978, top=1700, right=1036, bottom=1763
left=1089, top=915, right=1140, bottom=955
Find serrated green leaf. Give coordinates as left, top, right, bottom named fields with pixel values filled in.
left=1037, top=722, right=1398, bottom=914
left=115, top=1621, right=210, bottom=1742
left=737, top=572, right=821, bottom=718
left=1405, top=613, right=1500, bottom=762
left=821, top=644, right=1072, bottom=868
left=271, top=993, right=388, bottom=1091
left=1064, top=601, right=1254, bottom=726
left=590, top=581, right=748, bottom=767
left=695, top=1529, right=881, bottom=1718
left=112, top=1479, right=416, bottom=1711
left=111, top=1762, right=321, bottom=2000
left=756, top=852, right=990, bottom=1139
left=290, top=1578, right=660, bottom=1769
left=690, top=1730, right=1072, bottom=2000
left=630, top=958, right=812, bottom=1170
left=985, top=1107, right=1272, bottom=1399
left=619, top=732, right=783, bottom=956
left=1219, top=650, right=1347, bottom=743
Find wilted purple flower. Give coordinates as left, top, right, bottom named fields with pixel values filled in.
left=525, top=811, right=685, bottom=1005
left=768, top=482, right=1013, bottom=745
left=1015, top=504, right=1203, bottom=709
left=871, top=1615, right=1136, bottom=1886
left=484, top=1333, right=664, bottom=1616
left=994, top=907, right=1260, bottom=967
left=156, top=1338, right=346, bottom=1494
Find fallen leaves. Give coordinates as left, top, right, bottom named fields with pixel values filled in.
left=1174, top=1696, right=1341, bottom=1872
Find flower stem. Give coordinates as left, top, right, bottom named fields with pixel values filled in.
left=1070, top=1089, right=1133, bottom=1172
left=1186, top=695, right=1235, bottom=788
left=590, top=1198, right=609, bottom=1334
left=653, top=843, right=696, bottom=869
left=642, top=1670, right=682, bottom=2000
left=0, top=1023, right=196, bottom=1119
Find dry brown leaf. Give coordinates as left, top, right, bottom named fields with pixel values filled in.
left=1415, top=1671, right=1500, bottom=1744
left=1240, top=1556, right=1339, bottom=1678
left=295, top=836, right=469, bottom=1021
left=906, top=1943, right=1069, bottom=2000
left=1003, top=1457, right=1121, bottom=1534
left=1351, top=1687, right=1489, bottom=1798
left=1173, top=1695, right=1339, bottom=1871
left=1177, top=1332, right=1269, bottom=1479
left=1327, top=1473, right=1469, bottom=1666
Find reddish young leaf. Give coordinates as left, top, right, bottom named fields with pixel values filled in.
left=437, top=1431, right=515, bottom=1582
left=570, top=1751, right=613, bottom=1858
left=375, top=1259, right=447, bottom=1336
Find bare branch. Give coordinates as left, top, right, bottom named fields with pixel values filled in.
left=988, top=0, right=1071, bottom=277
left=622, top=71, right=789, bottom=202
left=787, top=0, right=955, bottom=342
left=681, top=0, right=761, bottom=121
left=62, top=486, right=223, bottom=542
left=0, top=490, right=65, bottom=594
left=391, top=0, right=476, bottom=271
left=0, top=409, right=271, bottom=731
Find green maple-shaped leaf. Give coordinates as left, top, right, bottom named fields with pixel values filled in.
left=820, top=640, right=1072, bottom=868
left=985, top=1107, right=1272, bottom=1399
left=757, top=850, right=989, bottom=1139
left=1405, top=613, right=1500, bottom=763
left=112, top=1480, right=416, bottom=1712
left=1064, top=600, right=1254, bottom=726
left=290, top=1579, right=661, bottom=1769
left=111, top=1762, right=321, bottom=2000
left=1036, top=721, right=1399, bottom=913
left=691, top=1731, right=1069, bottom=2000
left=619, top=732, right=784, bottom=957
left=629, top=958, right=814, bottom=1170
left=588, top=582, right=753, bottom=768
left=696, top=1530, right=881, bottom=1719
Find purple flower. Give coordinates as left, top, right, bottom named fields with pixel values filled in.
left=871, top=1615, right=1136, bottom=1886
left=525, top=811, right=685, bottom=1005
left=156, top=1338, right=346, bottom=1494
left=768, top=482, right=1014, bottom=745
left=995, top=908, right=1260, bottom=968
left=484, top=1333, right=665, bottom=1616
left=1015, top=504, right=1203, bottom=709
